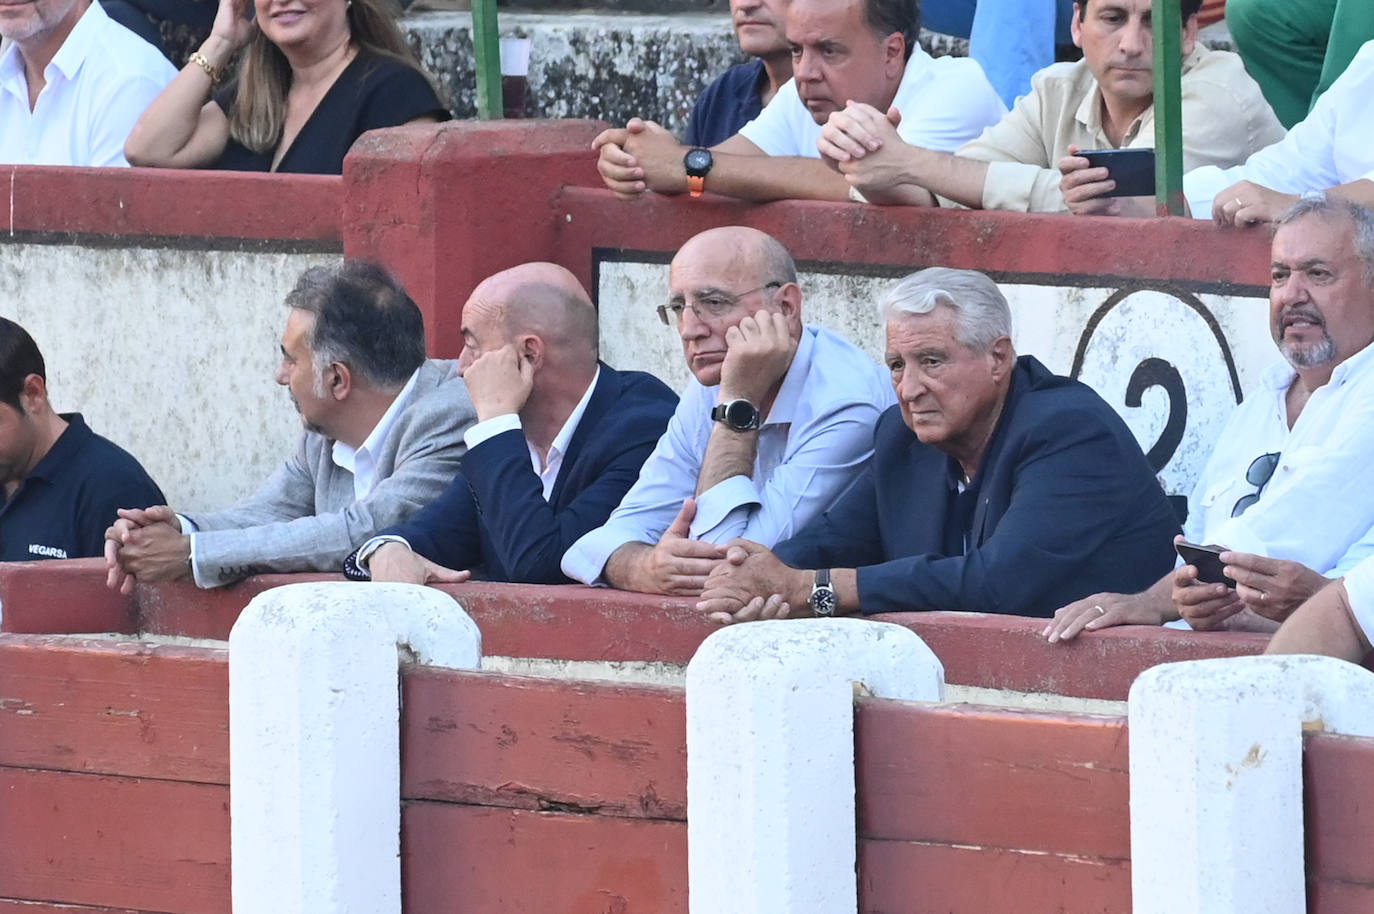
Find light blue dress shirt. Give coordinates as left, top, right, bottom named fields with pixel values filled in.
left=561, top=324, right=895, bottom=585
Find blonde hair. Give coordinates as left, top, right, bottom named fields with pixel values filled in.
left=229, top=0, right=431, bottom=155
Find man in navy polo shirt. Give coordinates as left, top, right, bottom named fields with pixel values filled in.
left=682, top=0, right=793, bottom=148
left=0, top=318, right=164, bottom=562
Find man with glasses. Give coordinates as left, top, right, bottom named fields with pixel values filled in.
left=1046, top=196, right=1374, bottom=640
left=561, top=226, right=893, bottom=595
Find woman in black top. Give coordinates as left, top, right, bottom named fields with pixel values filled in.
left=124, top=0, right=449, bottom=174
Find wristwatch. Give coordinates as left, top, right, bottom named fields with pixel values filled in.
left=684, top=147, right=714, bottom=198
left=809, top=569, right=837, bottom=617
left=711, top=398, right=761, bottom=431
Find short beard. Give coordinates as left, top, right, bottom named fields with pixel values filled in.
left=1281, top=332, right=1337, bottom=369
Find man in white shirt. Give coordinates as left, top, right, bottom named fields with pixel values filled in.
left=0, top=0, right=175, bottom=166
left=818, top=0, right=1282, bottom=213
left=342, top=263, right=678, bottom=585
left=1045, top=197, right=1374, bottom=641
left=592, top=0, right=1004, bottom=203
left=1184, top=39, right=1374, bottom=225
left=561, top=226, right=894, bottom=595
left=103, top=261, right=477, bottom=589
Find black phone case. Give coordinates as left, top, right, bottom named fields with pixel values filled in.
left=1080, top=149, right=1156, bottom=197
left=1175, top=543, right=1235, bottom=589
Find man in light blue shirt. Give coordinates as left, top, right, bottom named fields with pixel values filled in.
left=561, top=226, right=894, bottom=596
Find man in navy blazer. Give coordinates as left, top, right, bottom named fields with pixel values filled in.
left=343, top=263, right=677, bottom=584
left=696, top=267, right=1181, bottom=621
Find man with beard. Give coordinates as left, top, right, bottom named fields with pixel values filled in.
left=1046, top=197, right=1374, bottom=640
left=0, top=0, right=174, bottom=166
left=103, top=260, right=475, bottom=590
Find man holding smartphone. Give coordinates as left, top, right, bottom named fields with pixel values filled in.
left=817, top=0, right=1282, bottom=213
left=1046, top=197, right=1374, bottom=641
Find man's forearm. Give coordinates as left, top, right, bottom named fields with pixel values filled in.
left=603, top=542, right=651, bottom=591
left=897, top=146, right=991, bottom=210
left=696, top=426, right=759, bottom=496
left=704, top=154, right=852, bottom=202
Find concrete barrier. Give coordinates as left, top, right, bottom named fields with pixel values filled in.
left=1129, top=655, right=1374, bottom=914
left=685, top=620, right=941, bottom=913
left=228, top=582, right=481, bottom=914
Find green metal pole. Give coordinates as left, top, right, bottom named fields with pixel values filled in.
left=1153, top=0, right=1185, bottom=215
left=472, top=0, right=503, bottom=120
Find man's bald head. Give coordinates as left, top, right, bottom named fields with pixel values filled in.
left=671, top=226, right=798, bottom=290
left=668, top=226, right=803, bottom=387
left=467, top=262, right=599, bottom=362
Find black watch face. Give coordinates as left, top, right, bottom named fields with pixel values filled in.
left=684, top=148, right=713, bottom=175
left=724, top=399, right=759, bottom=430
left=811, top=587, right=837, bottom=616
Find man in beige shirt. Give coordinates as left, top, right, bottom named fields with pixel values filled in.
left=817, top=0, right=1284, bottom=214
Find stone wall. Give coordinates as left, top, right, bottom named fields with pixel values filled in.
left=402, top=13, right=968, bottom=136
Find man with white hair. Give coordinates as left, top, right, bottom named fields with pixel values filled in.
left=695, top=266, right=1179, bottom=623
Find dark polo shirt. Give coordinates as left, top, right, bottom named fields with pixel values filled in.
left=0, top=413, right=164, bottom=562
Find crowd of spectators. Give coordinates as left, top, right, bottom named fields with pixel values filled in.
left=7, top=0, right=1374, bottom=668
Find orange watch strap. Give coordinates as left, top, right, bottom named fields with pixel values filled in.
left=688, top=175, right=705, bottom=197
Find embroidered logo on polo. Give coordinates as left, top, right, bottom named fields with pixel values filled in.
left=28, top=544, right=68, bottom=559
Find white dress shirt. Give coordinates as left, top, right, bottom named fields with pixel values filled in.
left=1183, top=39, right=1374, bottom=218
left=561, top=324, right=894, bottom=585
left=1183, top=341, right=1374, bottom=576
left=331, top=368, right=421, bottom=500
left=738, top=47, right=1006, bottom=157
left=0, top=2, right=176, bottom=166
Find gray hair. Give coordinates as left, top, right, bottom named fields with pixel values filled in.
left=878, top=267, right=1012, bottom=352
left=1276, top=196, right=1374, bottom=287
left=285, top=260, right=426, bottom=394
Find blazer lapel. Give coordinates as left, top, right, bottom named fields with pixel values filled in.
left=548, top=364, right=616, bottom=507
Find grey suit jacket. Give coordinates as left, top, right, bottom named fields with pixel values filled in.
left=183, top=359, right=475, bottom=585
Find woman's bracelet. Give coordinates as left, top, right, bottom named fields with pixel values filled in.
left=189, top=51, right=222, bottom=84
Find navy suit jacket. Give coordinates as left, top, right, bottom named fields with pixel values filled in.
left=377, top=364, right=677, bottom=583
left=775, top=355, right=1181, bottom=618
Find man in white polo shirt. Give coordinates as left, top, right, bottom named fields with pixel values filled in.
left=0, top=0, right=175, bottom=166
left=592, top=0, right=1004, bottom=203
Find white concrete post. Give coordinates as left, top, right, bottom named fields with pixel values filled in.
left=1129, top=654, right=1374, bottom=914
left=685, top=619, right=944, bottom=914
left=228, top=582, right=481, bottom=914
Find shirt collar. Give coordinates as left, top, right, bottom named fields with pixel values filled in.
left=47, top=1, right=106, bottom=83
left=547, top=365, right=600, bottom=464
left=762, top=325, right=816, bottom=427
left=27, top=413, right=93, bottom=484
left=331, top=367, right=421, bottom=472
left=1074, top=45, right=1207, bottom=143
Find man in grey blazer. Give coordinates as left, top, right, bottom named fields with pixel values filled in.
left=103, top=260, right=476, bottom=590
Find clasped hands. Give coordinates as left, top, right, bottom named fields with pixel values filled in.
left=593, top=118, right=691, bottom=199
left=103, top=505, right=192, bottom=594
left=816, top=101, right=912, bottom=202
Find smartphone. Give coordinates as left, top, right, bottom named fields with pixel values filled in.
left=1079, top=148, right=1155, bottom=197
left=1174, top=540, right=1235, bottom=588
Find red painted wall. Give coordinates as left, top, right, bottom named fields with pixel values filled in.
left=3, top=634, right=1371, bottom=913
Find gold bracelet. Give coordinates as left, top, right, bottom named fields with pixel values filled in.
left=189, top=51, right=221, bottom=84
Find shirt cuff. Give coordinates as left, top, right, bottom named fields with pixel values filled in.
left=689, top=474, right=760, bottom=541
left=186, top=532, right=218, bottom=590
left=177, top=513, right=198, bottom=533
left=1182, top=165, right=1229, bottom=220
left=464, top=414, right=523, bottom=451
left=560, top=525, right=628, bottom=585
left=357, top=534, right=412, bottom=570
